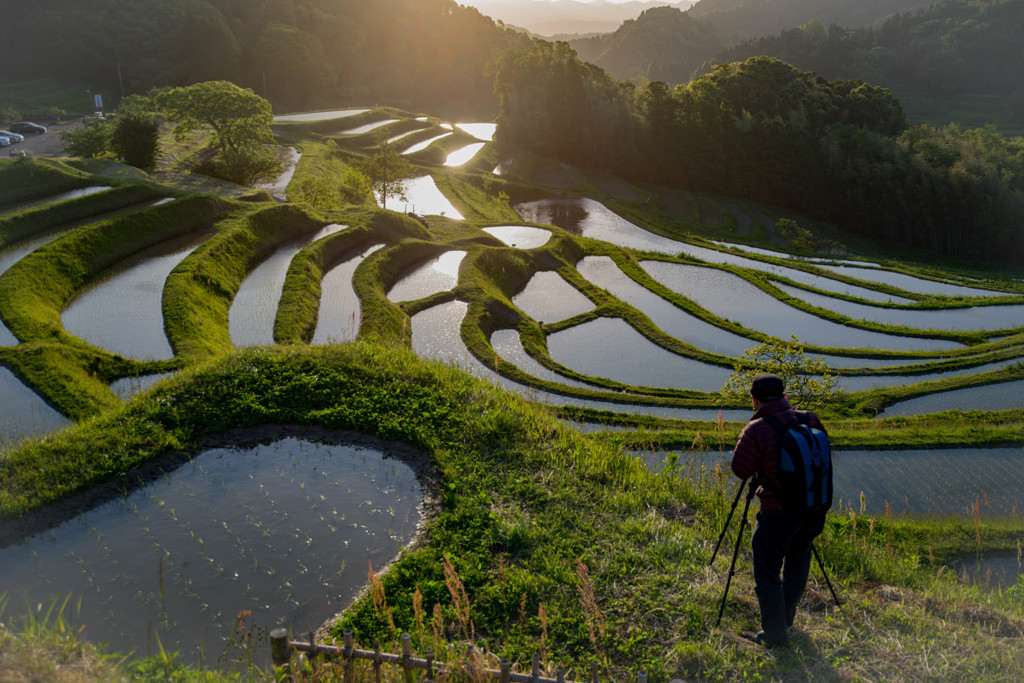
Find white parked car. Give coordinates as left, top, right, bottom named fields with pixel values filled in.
left=0, top=136, right=10, bottom=147
left=0, top=129, right=24, bottom=143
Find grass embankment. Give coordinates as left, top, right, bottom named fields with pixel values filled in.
left=0, top=157, right=99, bottom=207
left=161, top=202, right=325, bottom=358
left=0, top=194, right=237, bottom=418
left=572, top=408, right=1024, bottom=451
left=1, top=343, right=1023, bottom=681
left=0, top=184, right=167, bottom=249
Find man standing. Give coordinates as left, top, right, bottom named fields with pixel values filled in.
left=730, top=372, right=829, bottom=647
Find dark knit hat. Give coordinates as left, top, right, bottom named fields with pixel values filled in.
left=750, top=372, right=784, bottom=402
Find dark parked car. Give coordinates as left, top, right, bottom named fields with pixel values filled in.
left=9, top=122, right=47, bottom=135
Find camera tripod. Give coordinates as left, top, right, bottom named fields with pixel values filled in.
left=710, top=477, right=843, bottom=627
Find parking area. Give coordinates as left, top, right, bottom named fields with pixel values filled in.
left=4, top=122, right=71, bottom=158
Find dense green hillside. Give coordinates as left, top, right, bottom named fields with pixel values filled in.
left=0, top=0, right=527, bottom=116
left=570, top=7, right=723, bottom=85
left=710, top=0, right=1024, bottom=130
left=493, top=46, right=1024, bottom=261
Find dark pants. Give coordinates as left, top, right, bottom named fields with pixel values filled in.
left=751, top=508, right=827, bottom=645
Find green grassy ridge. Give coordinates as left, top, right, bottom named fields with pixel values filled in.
left=0, top=158, right=99, bottom=207
left=5, top=341, right=1018, bottom=680
left=351, top=236, right=453, bottom=344
left=577, top=408, right=1024, bottom=450
left=0, top=195, right=231, bottom=346
left=432, top=171, right=521, bottom=222
left=162, top=202, right=326, bottom=359
left=0, top=185, right=166, bottom=250
left=610, top=196, right=1024, bottom=298
left=637, top=252, right=990, bottom=347
left=0, top=342, right=148, bottom=420
left=274, top=226, right=378, bottom=344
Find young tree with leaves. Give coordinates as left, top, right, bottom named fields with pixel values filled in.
left=361, top=131, right=412, bottom=210
left=721, top=335, right=840, bottom=409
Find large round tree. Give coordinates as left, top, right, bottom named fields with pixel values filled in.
left=155, top=80, right=281, bottom=185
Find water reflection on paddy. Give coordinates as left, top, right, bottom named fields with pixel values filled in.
left=402, top=133, right=453, bottom=155
left=444, top=142, right=486, bottom=167
left=640, top=446, right=1024, bottom=516
left=513, top=271, right=594, bottom=323
left=62, top=234, right=208, bottom=360
left=255, top=147, right=301, bottom=201
left=482, top=226, right=551, bottom=249
left=491, top=329, right=597, bottom=391
left=388, top=176, right=463, bottom=218
left=337, top=118, right=399, bottom=135
left=879, top=378, right=1024, bottom=416
left=837, top=359, right=1021, bottom=392
left=388, top=127, right=427, bottom=144
left=272, top=109, right=368, bottom=122
left=455, top=123, right=497, bottom=141
left=578, top=255, right=754, bottom=357
left=816, top=264, right=1007, bottom=298
left=775, top=282, right=1024, bottom=332
left=516, top=198, right=910, bottom=303
left=547, top=317, right=732, bottom=391
left=411, top=300, right=747, bottom=421
left=0, top=186, right=110, bottom=216
left=312, top=244, right=383, bottom=344
left=578, top=258, right=953, bottom=371
left=0, top=436, right=422, bottom=664
left=230, top=224, right=349, bottom=347
left=110, top=372, right=175, bottom=402
left=387, top=250, right=465, bottom=303
left=641, top=261, right=963, bottom=352
left=0, top=367, right=69, bottom=451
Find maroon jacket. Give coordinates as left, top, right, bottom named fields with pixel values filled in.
left=731, top=398, right=827, bottom=511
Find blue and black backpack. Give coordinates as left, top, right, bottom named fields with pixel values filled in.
left=761, top=413, right=833, bottom=513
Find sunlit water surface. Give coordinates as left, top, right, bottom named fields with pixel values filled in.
left=312, top=244, right=383, bottom=345
left=513, top=271, right=594, bottom=323
left=387, top=250, right=466, bottom=303
left=230, top=224, right=349, bottom=347
left=482, top=226, right=551, bottom=249
left=272, top=109, right=368, bottom=122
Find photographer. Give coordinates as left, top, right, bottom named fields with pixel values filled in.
left=730, top=372, right=829, bottom=648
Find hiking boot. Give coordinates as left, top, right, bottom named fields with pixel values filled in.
left=740, top=630, right=788, bottom=649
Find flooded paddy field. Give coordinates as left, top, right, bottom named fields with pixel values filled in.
left=0, top=435, right=423, bottom=664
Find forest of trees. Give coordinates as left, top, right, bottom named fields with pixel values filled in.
left=569, top=0, right=1024, bottom=116
left=711, top=0, right=1024, bottom=102
left=493, top=47, right=1024, bottom=261
left=0, top=0, right=528, bottom=115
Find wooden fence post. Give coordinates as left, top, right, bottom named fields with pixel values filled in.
left=531, top=653, right=541, bottom=681
left=402, top=633, right=414, bottom=683
left=638, top=671, right=648, bottom=683
left=344, top=629, right=355, bottom=682
left=270, top=628, right=291, bottom=672
left=425, top=647, right=435, bottom=681
left=590, top=661, right=599, bottom=683
left=500, top=658, right=510, bottom=683
left=374, top=640, right=383, bottom=683
left=557, top=665, right=566, bottom=683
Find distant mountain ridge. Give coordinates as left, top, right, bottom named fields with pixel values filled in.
left=466, top=0, right=696, bottom=36
left=568, top=0, right=959, bottom=83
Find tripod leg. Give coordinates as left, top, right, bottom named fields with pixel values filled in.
left=811, top=544, right=842, bottom=606
left=715, top=482, right=755, bottom=627
left=710, top=477, right=749, bottom=566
